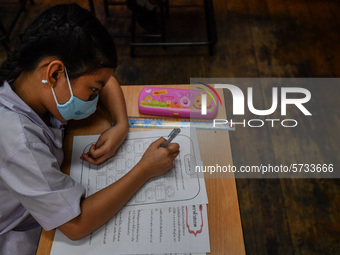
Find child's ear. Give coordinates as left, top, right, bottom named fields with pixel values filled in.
left=45, top=60, right=65, bottom=87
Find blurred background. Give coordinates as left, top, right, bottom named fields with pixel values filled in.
left=1, top=0, right=339, bottom=254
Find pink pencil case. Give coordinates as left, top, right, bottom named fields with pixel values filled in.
left=138, top=87, right=218, bottom=119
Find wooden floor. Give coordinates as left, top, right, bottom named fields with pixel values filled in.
left=1, top=0, right=339, bottom=254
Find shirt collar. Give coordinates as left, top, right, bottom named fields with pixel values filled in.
left=0, top=81, right=66, bottom=139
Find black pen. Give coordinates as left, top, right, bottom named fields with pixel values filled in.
left=161, top=128, right=181, bottom=147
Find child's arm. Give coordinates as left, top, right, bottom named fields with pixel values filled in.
left=81, top=76, right=129, bottom=165
left=58, top=138, right=180, bottom=240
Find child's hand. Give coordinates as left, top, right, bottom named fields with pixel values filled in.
left=81, top=124, right=128, bottom=165
left=138, top=137, right=180, bottom=179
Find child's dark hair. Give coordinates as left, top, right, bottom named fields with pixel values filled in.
left=0, top=3, right=117, bottom=84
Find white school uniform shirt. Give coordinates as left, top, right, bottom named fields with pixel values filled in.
left=0, top=81, right=85, bottom=255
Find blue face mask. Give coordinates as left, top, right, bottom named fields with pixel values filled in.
left=49, top=67, right=99, bottom=120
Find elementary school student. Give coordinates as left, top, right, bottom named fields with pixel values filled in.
left=0, top=4, right=179, bottom=255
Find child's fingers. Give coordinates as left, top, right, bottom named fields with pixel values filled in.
left=152, top=137, right=167, bottom=147
left=94, top=135, right=106, bottom=149
left=85, top=134, right=107, bottom=159
left=88, top=143, right=106, bottom=159
left=166, top=143, right=180, bottom=153
left=81, top=152, right=106, bottom=165
left=172, top=150, right=180, bottom=159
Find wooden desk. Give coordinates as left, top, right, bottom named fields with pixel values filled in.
left=37, top=85, right=245, bottom=255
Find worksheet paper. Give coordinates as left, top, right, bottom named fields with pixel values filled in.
left=71, top=128, right=207, bottom=209
left=50, top=128, right=210, bottom=255
left=51, top=204, right=210, bottom=254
